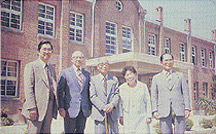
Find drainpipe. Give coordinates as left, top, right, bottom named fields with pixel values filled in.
left=143, top=15, right=146, bottom=54
left=91, top=0, right=96, bottom=58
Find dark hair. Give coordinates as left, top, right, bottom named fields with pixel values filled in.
left=122, top=66, right=137, bottom=76
left=37, top=41, right=53, bottom=51
left=160, top=53, right=174, bottom=62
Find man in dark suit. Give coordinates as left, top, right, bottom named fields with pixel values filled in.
left=22, top=41, right=58, bottom=133
left=57, top=51, right=92, bottom=133
left=151, top=53, right=191, bottom=134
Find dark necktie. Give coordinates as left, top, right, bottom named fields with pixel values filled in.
left=45, top=64, right=54, bottom=99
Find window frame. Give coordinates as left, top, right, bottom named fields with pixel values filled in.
left=200, top=49, right=206, bottom=67
left=194, top=82, right=198, bottom=102
left=191, top=46, right=197, bottom=65
left=148, top=34, right=156, bottom=56
left=69, top=11, right=84, bottom=43
left=122, top=25, right=133, bottom=53
left=1, top=59, right=19, bottom=98
left=105, top=21, right=118, bottom=55
left=202, top=82, right=208, bottom=97
left=1, top=0, right=23, bottom=31
left=115, top=0, right=123, bottom=11
left=164, top=38, right=171, bottom=53
left=209, top=50, right=214, bottom=69
left=38, top=2, right=55, bottom=37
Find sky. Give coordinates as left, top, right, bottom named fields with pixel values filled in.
left=139, top=0, right=216, bottom=40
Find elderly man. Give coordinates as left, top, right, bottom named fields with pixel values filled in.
left=151, top=53, right=191, bottom=134
left=57, top=51, right=92, bottom=133
left=90, top=59, right=120, bottom=134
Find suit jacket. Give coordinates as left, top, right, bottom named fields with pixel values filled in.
left=22, top=59, right=58, bottom=121
left=57, top=66, right=92, bottom=118
left=151, top=70, right=191, bottom=118
left=90, top=73, right=120, bottom=122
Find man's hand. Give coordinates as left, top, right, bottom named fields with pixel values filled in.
left=103, top=103, right=114, bottom=113
left=119, top=116, right=124, bottom=125
left=29, top=108, right=37, bottom=121
left=59, top=108, right=66, bottom=118
left=153, top=112, right=159, bottom=120
left=185, top=110, right=190, bottom=119
left=147, top=117, right=152, bottom=124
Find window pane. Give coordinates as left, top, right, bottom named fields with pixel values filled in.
left=1, top=0, right=10, bottom=9
left=6, top=80, right=16, bottom=96
left=12, top=0, right=21, bottom=12
left=1, top=80, right=6, bottom=96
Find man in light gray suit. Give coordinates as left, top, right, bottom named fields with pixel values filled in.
left=57, top=51, right=92, bottom=133
left=151, top=53, right=191, bottom=134
left=22, top=41, right=58, bottom=133
left=90, top=59, right=120, bottom=134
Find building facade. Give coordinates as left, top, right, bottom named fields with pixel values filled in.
left=1, top=0, right=216, bottom=120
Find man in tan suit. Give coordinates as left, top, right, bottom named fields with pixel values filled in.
left=22, top=41, right=58, bottom=133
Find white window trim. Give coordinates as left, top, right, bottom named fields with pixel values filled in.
left=179, top=43, right=186, bottom=62
left=209, top=51, right=213, bottom=69
left=1, top=0, right=23, bottom=31
left=164, top=38, right=170, bottom=53
left=1, top=59, right=19, bottom=97
left=115, top=0, right=123, bottom=11
left=203, top=83, right=208, bottom=97
left=148, top=34, right=156, bottom=56
left=201, top=49, right=206, bottom=67
left=69, top=11, right=84, bottom=43
left=105, top=21, right=118, bottom=55
left=122, top=25, right=133, bottom=53
left=38, top=2, right=55, bottom=38
left=192, top=46, right=196, bottom=65
left=194, top=82, right=198, bottom=102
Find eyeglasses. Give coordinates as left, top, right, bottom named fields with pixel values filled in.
left=41, top=48, right=53, bottom=52
left=72, top=56, right=84, bottom=59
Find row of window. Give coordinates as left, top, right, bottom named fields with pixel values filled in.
left=194, top=82, right=208, bottom=102
left=148, top=34, right=214, bottom=68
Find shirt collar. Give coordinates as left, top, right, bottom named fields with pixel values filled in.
left=38, top=58, right=47, bottom=68
left=162, top=69, right=173, bottom=75
left=99, top=73, right=108, bottom=80
left=73, top=64, right=82, bottom=71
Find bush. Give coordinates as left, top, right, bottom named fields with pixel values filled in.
left=185, top=118, right=194, bottom=131
left=153, top=122, right=162, bottom=134
left=197, top=98, right=216, bottom=115
left=212, top=116, right=216, bottom=127
left=1, top=117, right=14, bottom=126
left=199, top=118, right=213, bottom=129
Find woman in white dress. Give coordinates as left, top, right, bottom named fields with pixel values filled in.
left=119, top=66, right=152, bottom=134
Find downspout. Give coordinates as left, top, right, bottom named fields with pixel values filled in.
left=59, top=1, right=64, bottom=72
left=91, top=0, right=96, bottom=58
left=214, top=45, right=216, bottom=74
left=143, top=15, right=146, bottom=54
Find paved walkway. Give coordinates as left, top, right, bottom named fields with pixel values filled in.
left=0, top=115, right=215, bottom=134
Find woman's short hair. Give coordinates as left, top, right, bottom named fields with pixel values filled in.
left=122, top=66, right=137, bottom=76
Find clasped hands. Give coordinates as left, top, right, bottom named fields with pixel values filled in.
left=153, top=110, right=190, bottom=120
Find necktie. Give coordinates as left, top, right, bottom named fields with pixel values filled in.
left=77, top=68, right=83, bottom=90
left=103, top=77, right=107, bottom=95
left=166, top=72, right=172, bottom=87
left=45, top=64, right=54, bottom=99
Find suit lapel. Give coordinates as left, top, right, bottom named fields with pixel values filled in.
left=106, top=74, right=113, bottom=98
left=160, top=72, right=169, bottom=90
left=81, top=69, right=87, bottom=92
left=170, top=71, right=179, bottom=90
left=35, top=60, right=49, bottom=88
left=69, top=67, right=80, bottom=90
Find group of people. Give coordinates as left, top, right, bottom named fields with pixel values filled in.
left=22, top=40, right=191, bottom=134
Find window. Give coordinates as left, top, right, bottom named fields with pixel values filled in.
left=194, top=82, right=198, bottom=102
left=192, top=46, right=197, bottom=65
left=148, top=34, right=156, bottom=55
left=1, top=0, right=23, bottom=30
left=201, top=49, right=206, bottom=67
left=106, top=21, right=117, bottom=55
left=179, top=43, right=186, bottom=62
left=164, top=38, right=170, bottom=53
left=122, top=26, right=132, bottom=53
left=1, top=59, right=19, bottom=97
left=69, top=12, right=84, bottom=43
left=115, top=0, right=123, bottom=11
left=209, top=51, right=213, bottom=69
left=38, top=3, right=55, bottom=37
left=203, top=83, right=208, bottom=97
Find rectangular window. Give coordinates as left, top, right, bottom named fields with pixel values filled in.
left=192, top=46, right=197, bottom=65
left=38, top=3, right=55, bottom=37
left=194, top=82, right=198, bottom=102
left=1, top=0, right=23, bottom=30
left=69, top=12, right=84, bottom=43
left=164, top=38, right=170, bottom=53
left=209, top=51, right=213, bottom=69
left=201, top=49, right=206, bottom=67
left=106, top=21, right=117, bottom=55
left=203, top=83, right=208, bottom=97
left=122, top=26, right=132, bottom=53
left=179, top=43, right=186, bottom=62
left=148, top=34, right=156, bottom=55
left=1, top=59, right=19, bottom=97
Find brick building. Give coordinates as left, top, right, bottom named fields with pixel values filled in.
left=1, top=0, right=216, bottom=120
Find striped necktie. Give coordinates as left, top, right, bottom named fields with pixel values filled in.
left=103, top=77, right=107, bottom=95
left=77, top=68, right=83, bottom=90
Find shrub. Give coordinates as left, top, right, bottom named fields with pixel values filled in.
left=153, top=122, right=162, bottom=134
left=1, top=117, right=14, bottom=126
left=185, top=118, right=194, bottom=131
left=197, top=98, right=216, bottom=115
left=199, top=118, right=213, bottom=129
left=212, top=116, right=216, bottom=127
